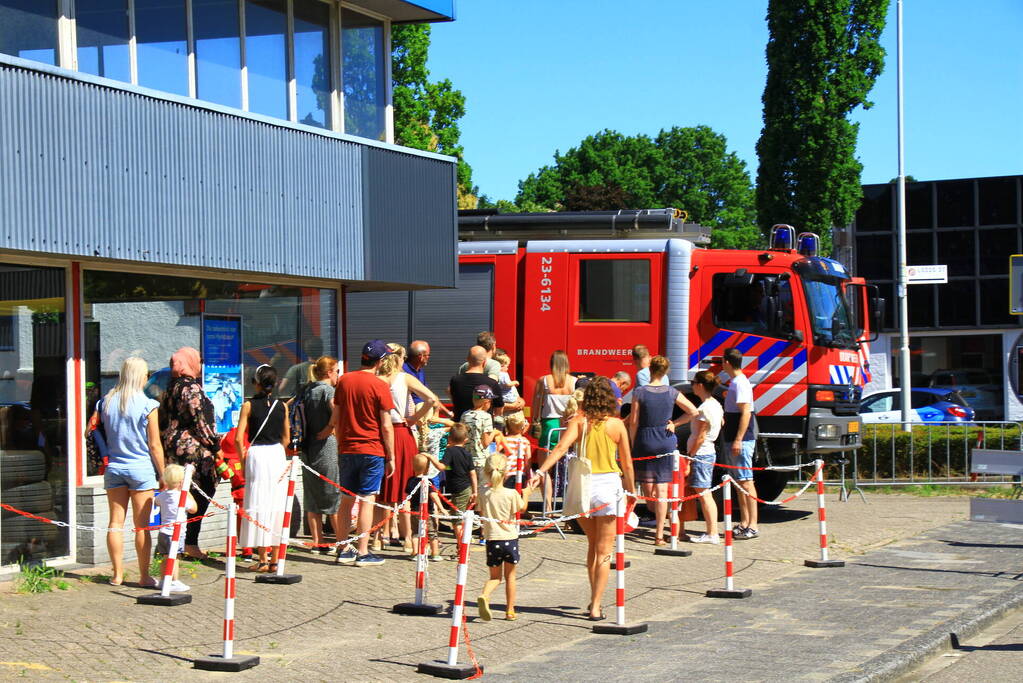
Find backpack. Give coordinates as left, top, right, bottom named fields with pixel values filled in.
left=288, top=384, right=311, bottom=451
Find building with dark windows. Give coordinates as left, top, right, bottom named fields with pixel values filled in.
left=852, top=175, right=1023, bottom=421
left=0, top=0, right=457, bottom=570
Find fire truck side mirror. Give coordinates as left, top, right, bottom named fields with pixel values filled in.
left=869, top=290, right=884, bottom=341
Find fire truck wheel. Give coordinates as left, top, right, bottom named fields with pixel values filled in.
left=753, top=469, right=788, bottom=503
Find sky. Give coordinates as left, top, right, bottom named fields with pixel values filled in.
left=428, top=0, right=1023, bottom=202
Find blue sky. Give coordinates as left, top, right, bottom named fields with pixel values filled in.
left=429, top=0, right=1023, bottom=201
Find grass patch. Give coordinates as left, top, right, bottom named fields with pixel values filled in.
left=15, top=561, right=70, bottom=594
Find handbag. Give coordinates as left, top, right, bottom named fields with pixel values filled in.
left=85, top=399, right=108, bottom=474
left=562, top=421, right=593, bottom=517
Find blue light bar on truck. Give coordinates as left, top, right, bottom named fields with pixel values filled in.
left=771, top=224, right=796, bottom=250
left=797, top=232, right=820, bottom=257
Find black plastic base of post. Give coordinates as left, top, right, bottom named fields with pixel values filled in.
left=653, top=547, right=692, bottom=557
left=254, top=573, right=303, bottom=585
left=136, top=592, right=193, bottom=606
left=592, top=621, right=649, bottom=635
left=392, top=601, right=443, bottom=615
left=610, top=559, right=631, bottom=570
left=416, top=660, right=481, bottom=679
left=193, top=654, right=260, bottom=672
left=804, top=559, right=845, bottom=568
left=705, top=588, right=752, bottom=599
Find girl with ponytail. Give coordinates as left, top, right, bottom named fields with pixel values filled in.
left=236, top=364, right=290, bottom=572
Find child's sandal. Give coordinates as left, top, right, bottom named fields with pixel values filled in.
left=505, top=610, right=517, bottom=621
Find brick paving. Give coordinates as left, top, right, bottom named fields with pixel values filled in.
left=0, top=493, right=971, bottom=681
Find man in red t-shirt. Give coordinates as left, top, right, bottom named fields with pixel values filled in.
left=331, top=339, right=395, bottom=566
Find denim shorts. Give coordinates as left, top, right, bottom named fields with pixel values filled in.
left=726, top=440, right=755, bottom=481
left=688, top=452, right=716, bottom=489
left=339, top=453, right=385, bottom=496
left=104, top=463, right=159, bottom=491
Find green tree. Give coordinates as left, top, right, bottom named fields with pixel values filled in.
left=391, top=24, right=474, bottom=207
left=515, top=127, right=760, bottom=249
left=756, top=0, right=889, bottom=249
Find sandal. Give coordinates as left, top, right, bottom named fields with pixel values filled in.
left=267, top=563, right=278, bottom=573
left=654, top=538, right=668, bottom=546
left=138, top=577, right=159, bottom=588
left=247, top=561, right=269, bottom=572
left=505, top=610, right=518, bottom=621
left=587, top=610, right=606, bottom=622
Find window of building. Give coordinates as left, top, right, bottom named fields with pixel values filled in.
left=936, top=180, right=975, bottom=228
left=937, top=230, right=976, bottom=277
left=855, top=234, right=891, bottom=280
left=979, top=278, right=1014, bottom=327
left=907, top=233, right=933, bottom=266
left=579, top=259, right=650, bottom=323
left=135, top=0, right=189, bottom=95
left=978, top=177, right=1019, bottom=226
left=293, top=0, right=331, bottom=129
left=82, top=270, right=339, bottom=477
left=856, top=184, right=892, bottom=231
left=908, top=284, right=935, bottom=328
left=194, top=0, right=242, bottom=108
left=342, top=8, right=386, bottom=140
left=907, top=182, right=934, bottom=230
left=245, top=0, right=288, bottom=120
left=979, top=228, right=1018, bottom=273
left=0, top=264, right=69, bottom=567
left=0, top=0, right=58, bottom=65
left=938, top=280, right=975, bottom=327
left=75, top=0, right=131, bottom=82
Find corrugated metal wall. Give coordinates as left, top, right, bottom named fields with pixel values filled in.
left=0, top=57, right=457, bottom=288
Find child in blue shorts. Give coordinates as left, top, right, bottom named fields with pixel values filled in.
left=686, top=370, right=721, bottom=544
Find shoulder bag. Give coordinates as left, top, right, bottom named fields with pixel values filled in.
left=562, top=420, right=593, bottom=518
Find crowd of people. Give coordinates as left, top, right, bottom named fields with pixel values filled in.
left=94, top=333, right=762, bottom=615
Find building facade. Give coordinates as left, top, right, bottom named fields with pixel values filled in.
left=0, top=0, right=457, bottom=570
left=853, top=175, right=1023, bottom=421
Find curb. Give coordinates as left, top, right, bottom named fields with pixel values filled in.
left=831, top=580, right=1023, bottom=682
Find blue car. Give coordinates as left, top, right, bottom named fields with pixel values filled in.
left=859, top=388, right=974, bottom=424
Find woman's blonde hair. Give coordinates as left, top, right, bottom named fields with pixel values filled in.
left=376, top=343, right=406, bottom=377
left=485, top=452, right=508, bottom=488
left=312, top=355, right=338, bottom=380
left=162, top=463, right=185, bottom=489
left=106, top=356, right=149, bottom=414
left=563, top=387, right=584, bottom=421
left=549, top=350, right=570, bottom=388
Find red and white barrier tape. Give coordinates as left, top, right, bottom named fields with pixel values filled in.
left=730, top=461, right=824, bottom=505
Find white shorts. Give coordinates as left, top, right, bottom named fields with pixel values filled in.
left=589, top=472, right=623, bottom=517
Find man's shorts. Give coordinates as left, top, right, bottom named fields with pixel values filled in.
left=450, top=487, right=473, bottom=511
left=104, top=463, right=158, bottom=491
left=688, top=452, right=716, bottom=489
left=726, top=440, right=755, bottom=481
left=486, top=539, right=520, bottom=567
left=339, top=453, right=385, bottom=496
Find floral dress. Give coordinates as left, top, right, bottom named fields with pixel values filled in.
left=160, top=375, right=221, bottom=547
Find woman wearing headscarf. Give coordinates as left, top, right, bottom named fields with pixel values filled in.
left=160, top=346, right=221, bottom=559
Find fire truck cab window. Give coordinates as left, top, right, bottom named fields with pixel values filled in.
left=578, top=259, right=650, bottom=323
left=712, top=273, right=793, bottom=337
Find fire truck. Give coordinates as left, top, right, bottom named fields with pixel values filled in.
left=346, top=209, right=881, bottom=500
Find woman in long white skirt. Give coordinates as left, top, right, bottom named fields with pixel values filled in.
left=237, top=364, right=290, bottom=572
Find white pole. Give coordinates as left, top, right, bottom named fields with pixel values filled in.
left=896, top=0, right=912, bottom=430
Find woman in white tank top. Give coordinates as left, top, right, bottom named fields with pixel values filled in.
left=530, top=350, right=576, bottom=512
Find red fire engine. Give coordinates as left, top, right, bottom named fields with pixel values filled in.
left=346, top=209, right=881, bottom=500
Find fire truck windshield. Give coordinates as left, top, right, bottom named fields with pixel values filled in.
left=803, top=278, right=856, bottom=348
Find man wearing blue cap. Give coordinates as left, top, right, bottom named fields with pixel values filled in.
left=332, top=340, right=395, bottom=566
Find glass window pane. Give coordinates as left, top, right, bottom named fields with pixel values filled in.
left=979, top=278, right=1015, bottom=327
left=75, top=0, right=131, bottom=81
left=194, top=0, right=242, bottom=108
left=907, top=182, right=933, bottom=230
left=978, top=177, right=1019, bottom=226
left=580, top=260, right=650, bottom=322
left=937, top=230, right=975, bottom=277
left=135, top=0, right=189, bottom=95
left=342, top=8, right=385, bottom=140
left=246, top=0, right=287, bottom=119
left=908, top=283, right=935, bottom=328
left=938, top=280, right=975, bottom=327
left=0, top=0, right=58, bottom=65
left=979, top=228, right=1018, bottom=274
left=936, top=180, right=975, bottom=228
left=0, top=264, right=69, bottom=566
left=855, top=235, right=892, bottom=281
left=293, top=0, right=330, bottom=129
left=907, top=233, right=933, bottom=266
left=856, top=184, right=892, bottom=231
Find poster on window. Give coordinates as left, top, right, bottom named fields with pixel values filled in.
left=201, top=314, right=244, bottom=433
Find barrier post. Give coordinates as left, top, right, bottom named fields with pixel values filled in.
left=256, top=455, right=303, bottom=585
left=417, top=509, right=481, bottom=679
left=138, top=463, right=194, bottom=606
left=194, top=503, right=260, bottom=671
left=593, top=494, right=648, bottom=635
left=655, top=452, right=692, bottom=558
left=394, top=476, right=442, bottom=615
left=805, top=459, right=844, bottom=568
left=706, top=476, right=752, bottom=598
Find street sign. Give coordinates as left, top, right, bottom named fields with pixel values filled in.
left=1011, top=255, right=1023, bottom=315
left=905, top=264, right=947, bottom=285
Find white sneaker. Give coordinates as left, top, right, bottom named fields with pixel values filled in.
left=689, top=533, right=720, bottom=545
left=169, top=579, right=191, bottom=592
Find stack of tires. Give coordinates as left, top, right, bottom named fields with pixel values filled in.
left=2, top=449, right=59, bottom=565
